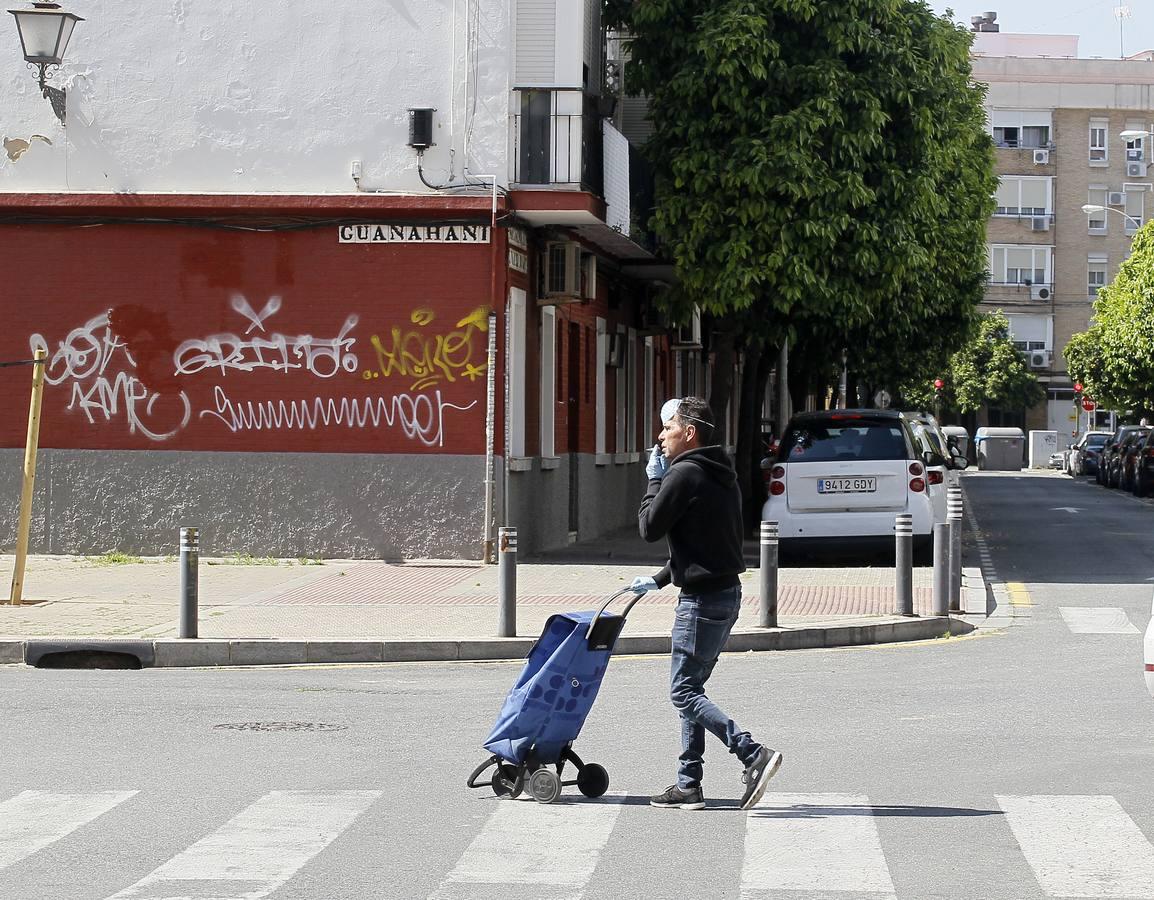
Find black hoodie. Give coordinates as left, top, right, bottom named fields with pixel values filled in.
left=638, top=445, right=746, bottom=593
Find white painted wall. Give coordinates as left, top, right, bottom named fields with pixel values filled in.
left=0, top=0, right=511, bottom=194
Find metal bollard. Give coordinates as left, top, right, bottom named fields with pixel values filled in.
left=179, top=526, right=199, bottom=639
left=497, top=527, right=517, bottom=637
left=932, top=522, right=950, bottom=617
left=894, top=514, right=914, bottom=616
left=759, top=521, right=779, bottom=628
left=947, top=487, right=964, bottom=612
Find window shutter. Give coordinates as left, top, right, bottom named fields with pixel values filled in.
left=516, top=0, right=556, bottom=85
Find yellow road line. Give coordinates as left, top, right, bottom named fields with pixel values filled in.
left=1007, top=581, right=1033, bottom=607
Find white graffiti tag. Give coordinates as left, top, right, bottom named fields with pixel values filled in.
left=174, top=294, right=359, bottom=378
left=200, top=386, right=476, bottom=447
left=30, top=314, right=191, bottom=442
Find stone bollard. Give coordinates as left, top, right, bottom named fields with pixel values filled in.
left=895, top=514, right=914, bottom=616
left=947, top=486, right=964, bottom=612
left=932, top=522, right=950, bottom=617
left=179, top=526, right=199, bottom=639
left=759, top=521, right=779, bottom=628
left=497, top=527, right=517, bottom=638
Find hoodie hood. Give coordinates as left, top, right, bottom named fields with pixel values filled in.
left=671, top=445, right=736, bottom=487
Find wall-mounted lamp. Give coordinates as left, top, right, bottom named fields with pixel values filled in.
left=8, top=1, right=83, bottom=125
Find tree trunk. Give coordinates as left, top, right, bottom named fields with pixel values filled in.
left=708, top=328, right=736, bottom=446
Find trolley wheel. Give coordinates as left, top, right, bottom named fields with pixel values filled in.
left=576, top=763, right=609, bottom=798
left=491, top=763, right=524, bottom=799
left=528, top=768, right=562, bottom=804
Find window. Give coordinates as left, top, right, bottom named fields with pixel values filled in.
left=994, top=177, right=1050, bottom=216
left=1088, top=255, right=1107, bottom=298
left=993, top=126, right=1019, bottom=148
left=1126, top=123, right=1146, bottom=161
left=990, top=245, right=1050, bottom=285
left=1021, top=125, right=1050, bottom=148
left=1087, top=187, right=1108, bottom=231
left=1125, top=189, right=1145, bottom=234
left=777, top=421, right=908, bottom=463
left=990, top=111, right=1052, bottom=148
left=1090, top=119, right=1108, bottom=163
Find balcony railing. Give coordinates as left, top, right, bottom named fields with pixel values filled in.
left=510, top=91, right=604, bottom=194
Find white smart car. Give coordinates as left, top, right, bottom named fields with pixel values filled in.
left=762, top=410, right=938, bottom=558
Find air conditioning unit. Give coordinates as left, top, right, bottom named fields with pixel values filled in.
left=1028, top=349, right=1052, bottom=369
left=1108, top=191, right=1127, bottom=206
left=606, top=332, right=627, bottom=367
left=1031, top=216, right=1050, bottom=231
left=1127, top=162, right=1148, bottom=178
left=1030, top=284, right=1051, bottom=301
left=1127, top=148, right=1144, bottom=161
left=671, top=307, right=702, bottom=349
left=539, top=241, right=582, bottom=304
left=1032, top=149, right=1049, bottom=165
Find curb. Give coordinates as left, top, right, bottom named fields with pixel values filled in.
left=1, top=617, right=973, bottom=668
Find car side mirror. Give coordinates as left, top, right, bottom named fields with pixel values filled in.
left=950, top=446, right=970, bottom=470
left=922, top=449, right=947, bottom=468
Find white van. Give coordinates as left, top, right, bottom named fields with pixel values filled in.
left=762, top=410, right=938, bottom=557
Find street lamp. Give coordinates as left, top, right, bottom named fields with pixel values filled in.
left=1120, top=129, right=1153, bottom=140
left=1082, top=203, right=1143, bottom=229
left=7, top=1, right=84, bottom=125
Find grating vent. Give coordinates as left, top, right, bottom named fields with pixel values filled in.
left=212, top=722, right=349, bottom=732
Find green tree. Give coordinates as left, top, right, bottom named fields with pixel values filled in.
left=1065, top=225, right=1154, bottom=415
left=903, top=310, right=1043, bottom=414
left=609, top=0, right=994, bottom=520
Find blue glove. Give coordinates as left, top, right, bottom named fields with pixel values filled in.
left=646, top=445, right=669, bottom=480
left=630, top=576, right=658, bottom=594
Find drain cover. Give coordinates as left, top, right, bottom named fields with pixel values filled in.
left=212, top=722, right=348, bottom=732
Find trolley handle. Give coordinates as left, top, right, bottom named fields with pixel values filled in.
left=584, top=586, right=645, bottom=643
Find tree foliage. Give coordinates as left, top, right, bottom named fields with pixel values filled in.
left=903, top=310, right=1043, bottom=413
left=609, top=0, right=996, bottom=370
left=1065, top=225, right=1154, bottom=413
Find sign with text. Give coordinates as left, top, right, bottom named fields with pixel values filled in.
left=338, top=223, right=490, bottom=244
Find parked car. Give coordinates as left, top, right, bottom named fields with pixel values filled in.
left=1132, top=430, right=1154, bottom=497
left=1068, top=431, right=1111, bottom=477
left=904, top=411, right=969, bottom=480
left=1110, top=429, right=1150, bottom=489
left=1099, top=425, right=1146, bottom=487
left=762, top=409, right=938, bottom=558
left=1049, top=450, right=1067, bottom=470
left=1119, top=429, right=1152, bottom=492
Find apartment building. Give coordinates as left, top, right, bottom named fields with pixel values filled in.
left=0, top=1, right=680, bottom=559
left=970, top=20, right=1154, bottom=437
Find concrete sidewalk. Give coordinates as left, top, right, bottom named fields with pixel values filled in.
left=0, top=550, right=982, bottom=666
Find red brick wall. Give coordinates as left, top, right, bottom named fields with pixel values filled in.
left=0, top=222, right=502, bottom=455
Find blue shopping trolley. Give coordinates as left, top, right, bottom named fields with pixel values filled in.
left=466, top=587, right=644, bottom=803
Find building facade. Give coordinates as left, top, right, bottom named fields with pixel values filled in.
left=972, top=30, right=1154, bottom=438
left=0, top=1, right=704, bottom=559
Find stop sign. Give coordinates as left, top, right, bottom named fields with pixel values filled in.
left=1083, top=399, right=1096, bottom=412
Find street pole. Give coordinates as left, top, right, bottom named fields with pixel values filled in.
left=759, top=521, right=778, bottom=628
left=932, top=523, right=950, bottom=617
left=895, top=514, right=913, bottom=616
left=179, top=526, right=199, bottom=638
left=9, top=347, right=46, bottom=606
left=947, top=486, right=963, bottom=612
left=497, top=526, right=517, bottom=637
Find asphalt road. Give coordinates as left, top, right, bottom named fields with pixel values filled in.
left=0, top=469, right=1152, bottom=900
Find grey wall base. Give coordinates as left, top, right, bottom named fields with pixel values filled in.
left=0, top=449, right=497, bottom=560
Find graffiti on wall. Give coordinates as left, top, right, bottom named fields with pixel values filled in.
left=28, top=297, right=489, bottom=449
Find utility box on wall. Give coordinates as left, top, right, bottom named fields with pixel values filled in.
left=1028, top=430, right=1058, bottom=468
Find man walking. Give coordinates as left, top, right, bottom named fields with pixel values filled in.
left=633, top=397, right=782, bottom=811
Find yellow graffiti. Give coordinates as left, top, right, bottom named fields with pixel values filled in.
left=364, top=306, right=490, bottom=391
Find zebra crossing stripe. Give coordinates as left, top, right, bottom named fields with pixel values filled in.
left=1059, top=607, right=1140, bottom=634
left=740, top=793, right=896, bottom=898
left=997, top=795, right=1154, bottom=898
left=106, top=790, right=380, bottom=900
left=429, top=795, right=625, bottom=900
left=0, top=791, right=138, bottom=870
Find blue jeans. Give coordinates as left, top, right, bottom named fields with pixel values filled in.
left=670, top=586, right=760, bottom=790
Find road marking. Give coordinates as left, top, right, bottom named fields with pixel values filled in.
left=997, top=795, right=1154, bottom=898
left=0, top=791, right=137, bottom=870
left=1059, top=607, right=1140, bottom=634
left=740, top=793, right=895, bottom=898
left=1006, top=582, right=1033, bottom=607
left=430, top=795, right=624, bottom=899
left=106, top=790, right=380, bottom=900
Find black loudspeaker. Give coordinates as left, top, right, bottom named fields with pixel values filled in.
left=408, top=108, right=435, bottom=150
